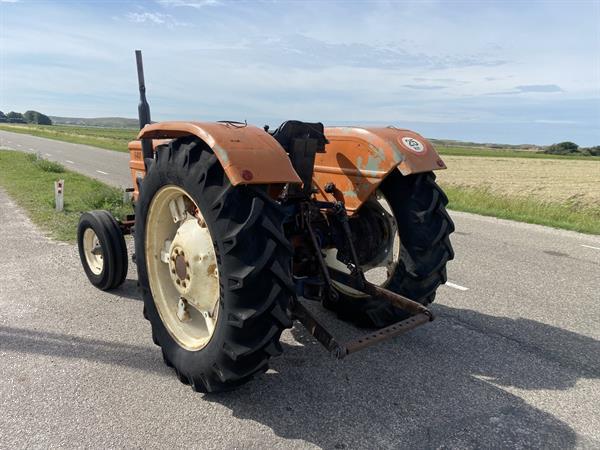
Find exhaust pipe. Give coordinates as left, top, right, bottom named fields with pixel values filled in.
left=135, top=50, right=153, bottom=164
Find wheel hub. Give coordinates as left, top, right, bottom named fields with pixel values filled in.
left=174, top=252, right=187, bottom=280
left=167, top=218, right=219, bottom=313
left=82, top=228, right=104, bottom=275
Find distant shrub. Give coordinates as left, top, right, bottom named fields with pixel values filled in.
left=6, top=111, right=26, bottom=124
left=584, top=146, right=600, bottom=157
left=542, top=142, right=599, bottom=157
left=0, top=111, right=7, bottom=123
left=23, top=110, right=52, bottom=125
left=544, top=142, right=580, bottom=155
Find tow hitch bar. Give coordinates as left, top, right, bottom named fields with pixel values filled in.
left=291, top=274, right=433, bottom=359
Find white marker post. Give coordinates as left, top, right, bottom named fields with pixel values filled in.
left=55, top=179, right=64, bottom=212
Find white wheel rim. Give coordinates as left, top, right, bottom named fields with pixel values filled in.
left=145, top=185, right=220, bottom=351
left=326, top=190, right=400, bottom=297
left=83, top=228, right=104, bottom=275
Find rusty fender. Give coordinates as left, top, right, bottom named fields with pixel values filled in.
left=135, top=121, right=302, bottom=186
left=314, top=127, right=446, bottom=212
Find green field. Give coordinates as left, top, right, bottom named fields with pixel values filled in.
left=0, top=150, right=132, bottom=241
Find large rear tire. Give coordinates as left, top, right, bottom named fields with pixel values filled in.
left=135, top=137, right=294, bottom=392
left=326, top=171, right=454, bottom=328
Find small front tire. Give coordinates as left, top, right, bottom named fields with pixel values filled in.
left=77, top=210, right=128, bottom=290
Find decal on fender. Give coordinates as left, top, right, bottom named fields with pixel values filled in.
left=400, top=136, right=425, bottom=153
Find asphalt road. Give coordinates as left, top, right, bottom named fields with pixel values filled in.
left=0, top=130, right=131, bottom=188
left=1, top=129, right=599, bottom=448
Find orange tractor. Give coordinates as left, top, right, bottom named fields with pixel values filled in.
left=77, top=51, right=454, bottom=392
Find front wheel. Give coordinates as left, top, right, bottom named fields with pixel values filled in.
left=135, top=137, right=294, bottom=393
left=325, top=171, right=454, bottom=328
left=77, top=210, right=128, bottom=291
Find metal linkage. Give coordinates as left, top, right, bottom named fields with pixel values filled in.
left=291, top=298, right=431, bottom=359
left=291, top=198, right=433, bottom=358
left=327, top=267, right=433, bottom=319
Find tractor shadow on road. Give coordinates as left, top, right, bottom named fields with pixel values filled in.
left=0, top=325, right=170, bottom=377
left=111, top=278, right=143, bottom=302
left=204, top=304, right=599, bottom=449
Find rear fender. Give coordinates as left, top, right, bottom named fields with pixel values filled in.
left=135, top=121, right=302, bottom=186
left=314, top=127, right=446, bottom=212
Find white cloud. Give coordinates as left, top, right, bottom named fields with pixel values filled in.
left=125, top=11, right=187, bottom=28
left=0, top=0, right=20, bottom=3
left=157, top=0, right=219, bottom=8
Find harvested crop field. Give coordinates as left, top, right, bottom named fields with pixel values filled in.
left=437, top=155, right=600, bottom=209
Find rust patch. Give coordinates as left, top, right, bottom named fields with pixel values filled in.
left=207, top=263, right=217, bottom=276
left=175, top=254, right=187, bottom=280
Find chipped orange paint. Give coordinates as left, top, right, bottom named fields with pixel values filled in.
left=313, top=127, right=446, bottom=212
left=136, top=121, right=301, bottom=186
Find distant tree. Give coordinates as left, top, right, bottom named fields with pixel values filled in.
left=0, top=111, right=6, bottom=123
left=6, top=111, right=26, bottom=124
left=583, top=146, right=600, bottom=157
left=23, top=110, right=52, bottom=125
left=544, top=141, right=580, bottom=155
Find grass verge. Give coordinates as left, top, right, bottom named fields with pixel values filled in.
left=443, top=184, right=600, bottom=235
left=0, top=124, right=136, bottom=152
left=0, top=149, right=132, bottom=241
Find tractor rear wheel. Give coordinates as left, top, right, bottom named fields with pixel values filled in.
left=325, top=171, right=454, bottom=328
left=135, top=137, right=294, bottom=392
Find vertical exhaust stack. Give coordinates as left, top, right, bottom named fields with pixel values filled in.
left=135, top=50, right=153, bottom=164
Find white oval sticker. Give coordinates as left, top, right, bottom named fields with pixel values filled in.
left=401, top=136, right=425, bottom=153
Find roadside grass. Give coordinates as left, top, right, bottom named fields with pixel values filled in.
left=0, top=124, right=136, bottom=152
left=0, top=149, right=132, bottom=242
left=443, top=184, right=600, bottom=235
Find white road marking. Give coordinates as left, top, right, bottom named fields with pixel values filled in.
left=29, top=148, right=35, bottom=151
left=16, top=144, right=22, bottom=147
left=44, top=153, right=51, bottom=157
left=65, top=160, right=75, bottom=164
left=581, top=244, right=600, bottom=251
left=96, top=170, right=108, bottom=175
left=446, top=282, right=469, bottom=291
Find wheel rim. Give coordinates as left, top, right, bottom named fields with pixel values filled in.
left=145, top=185, right=220, bottom=351
left=83, top=228, right=104, bottom=275
left=325, top=190, right=400, bottom=297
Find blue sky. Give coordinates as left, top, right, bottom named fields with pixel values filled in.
left=1, top=0, right=599, bottom=145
